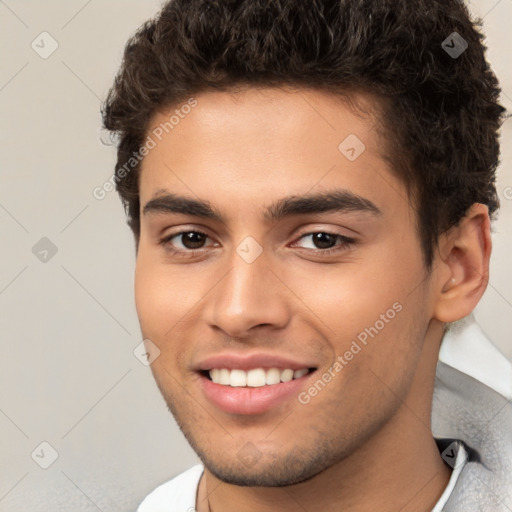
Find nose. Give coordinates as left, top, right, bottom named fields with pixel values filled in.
left=204, top=251, right=291, bottom=339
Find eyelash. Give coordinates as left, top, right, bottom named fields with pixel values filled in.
left=158, top=229, right=356, bottom=258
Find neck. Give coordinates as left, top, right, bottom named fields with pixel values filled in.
left=197, top=320, right=451, bottom=512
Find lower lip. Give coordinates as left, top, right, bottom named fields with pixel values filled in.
left=199, top=372, right=313, bottom=415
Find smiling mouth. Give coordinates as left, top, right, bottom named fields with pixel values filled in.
left=200, top=367, right=317, bottom=388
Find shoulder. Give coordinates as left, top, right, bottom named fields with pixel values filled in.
left=137, top=464, right=204, bottom=512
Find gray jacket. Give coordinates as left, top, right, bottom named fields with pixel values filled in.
left=434, top=314, right=512, bottom=510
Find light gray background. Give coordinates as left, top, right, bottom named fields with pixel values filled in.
left=0, top=1, right=511, bottom=511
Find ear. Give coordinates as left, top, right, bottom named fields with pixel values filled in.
left=432, top=203, right=492, bottom=323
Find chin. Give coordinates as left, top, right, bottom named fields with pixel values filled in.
left=195, top=440, right=344, bottom=488
left=203, top=461, right=323, bottom=487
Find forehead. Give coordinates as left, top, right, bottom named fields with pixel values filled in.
left=145, top=86, right=383, bottom=160
left=139, top=87, right=409, bottom=221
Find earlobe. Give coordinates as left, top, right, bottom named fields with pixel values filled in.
left=433, top=204, right=492, bottom=323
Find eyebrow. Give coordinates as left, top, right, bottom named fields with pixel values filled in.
left=142, top=189, right=382, bottom=222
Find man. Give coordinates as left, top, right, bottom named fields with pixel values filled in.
left=101, top=0, right=512, bottom=510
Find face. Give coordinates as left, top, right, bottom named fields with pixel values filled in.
left=135, top=87, right=435, bottom=486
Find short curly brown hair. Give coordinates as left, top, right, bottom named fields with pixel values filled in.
left=101, top=0, right=505, bottom=268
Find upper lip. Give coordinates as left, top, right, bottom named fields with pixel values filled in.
left=195, top=352, right=317, bottom=371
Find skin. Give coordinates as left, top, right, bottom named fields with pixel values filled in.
left=134, top=87, right=491, bottom=512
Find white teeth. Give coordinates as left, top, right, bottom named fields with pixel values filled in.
left=208, top=367, right=311, bottom=387
left=293, top=368, right=309, bottom=379
left=280, top=369, right=294, bottom=382
left=219, top=368, right=230, bottom=385
left=229, top=369, right=247, bottom=387
left=210, top=369, right=220, bottom=383
left=265, top=367, right=281, bottom=385
left=247, top=368, right=266, bottom=387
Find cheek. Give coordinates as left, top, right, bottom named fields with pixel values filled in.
left=134, top=257, right=197, bottom=378
left=134, top=252, right=212, bottom=352
left=288, top=245, right=427, bottom=376
left=285, top=258, right=412, bottom=336
left=134, top=253, right=178, bottom=338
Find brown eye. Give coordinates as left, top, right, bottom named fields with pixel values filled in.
left=179, top=232, right=207, bottom=249
left=292, top=231, right=355, bottom=254
left=310, top=232, right=338, bottom=249
left=160, top=230, right=212, bottom=252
